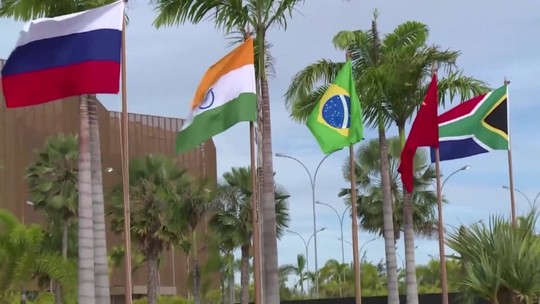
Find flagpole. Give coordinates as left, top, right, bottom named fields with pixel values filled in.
left=349, top=144, right=362, bottom=304
left=435, top=147, right=448, bottom=304
left=250, top=121, right=262, bottom=304
left=120, top=6, right=133, bottom=304
left=243, top=27, right=262, bottom=304
left=345, top=52, right=362, bottom=304
left=504, top=78, right=517, bottom=227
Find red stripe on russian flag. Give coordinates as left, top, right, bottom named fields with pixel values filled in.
left=1, top=61, right=120, bottom=108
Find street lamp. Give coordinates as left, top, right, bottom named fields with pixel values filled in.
left=338, top=237, right=377, bottom=259
left=316, top=201, right=350, bottom=265
left=502, top=185, right=538, bottom=210
left=441, top=165, right=471, bottom=190
left=276, top=152, right=335, bottom=298
left=286, top=227, right=326, bottom=295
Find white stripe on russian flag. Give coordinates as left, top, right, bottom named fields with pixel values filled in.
left=16, top=0, right=124, bottom=47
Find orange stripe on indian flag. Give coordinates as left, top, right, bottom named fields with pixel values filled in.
left=191, top=37, right=254, bottom=110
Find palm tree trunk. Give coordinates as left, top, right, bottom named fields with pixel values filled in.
left=192, top=230, right=201, bottom=304
left=78, top=94, right=96, bottom=304
left=257, top=30, right=280, bottom=304
left=221, top=275, right=226, bottom=304
left=88, top=97, right=111, bottom=304
left=398, top=126, right=419, bottom=304
left=147, top=248, right=160, bottom=304
left=240, top=243, right=250, bottom=304
left=55, top=220, right=69, bottom=304
left=228, top=253, right=235, bottom=304
left=378, top=119, right=400, bottom=304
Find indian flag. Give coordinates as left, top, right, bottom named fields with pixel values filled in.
left=176, top=38, right=257, bottom=153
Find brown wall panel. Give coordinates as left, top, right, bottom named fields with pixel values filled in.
left=0, top=60, right=217, bottom=298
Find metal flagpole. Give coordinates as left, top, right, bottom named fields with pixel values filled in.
left=504, top=78, right=517, bottom=226
left=120, top=5, right=133, bottom=303
left=345, top=52, right=362, bottom=304
left=435, top=146, right=449, bottom=304
left=250, top=121, right=262, bottom=304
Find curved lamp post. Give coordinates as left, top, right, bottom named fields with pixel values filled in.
left=442, top=165, right=471, bottom=190
left=276, top=152, right=334, bottom=298
left=286, top=227, right=326, bottom=295
left=316, top=201, right=350, bottom=265
left=502, top=185, right=539, bottom=210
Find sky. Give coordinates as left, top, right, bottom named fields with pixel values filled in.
left=1, top=0, right=540, bottom=277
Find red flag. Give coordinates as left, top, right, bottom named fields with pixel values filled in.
left=398, top=74, right=439, bottom=193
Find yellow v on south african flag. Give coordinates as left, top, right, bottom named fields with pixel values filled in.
left=176, top=38, right=257, bottom=153
left=307, top=60, right=363, bottom=154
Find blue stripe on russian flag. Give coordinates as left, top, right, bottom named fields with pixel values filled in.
left=2, top=29, right=121, bottom=76
left=430, top=137, right=489, bottom=163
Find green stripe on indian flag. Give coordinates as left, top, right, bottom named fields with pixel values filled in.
left=176, top=92, right=257, bottom=153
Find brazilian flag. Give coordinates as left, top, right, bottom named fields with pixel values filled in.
left=306, top=60, right=363, bottom=154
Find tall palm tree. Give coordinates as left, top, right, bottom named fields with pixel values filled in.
left=284, top=14, right=401, bottom=302
left=0, top=2, right=118, bottom=303
left=25, top=134, right=79, bottom=304
left=153, top=2, right=305, bottom=301
left=368, top=21, right=489, bottom=304
left=284, top=16, right=488, bottom=303
left=108, top=154, right=188, bottom=304
left=87, top=96, right=112, bottom=304
left=211, top=166, right=291, bottom=304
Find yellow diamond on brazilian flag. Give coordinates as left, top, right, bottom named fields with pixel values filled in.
left=306, top=60, right=363, bottom=154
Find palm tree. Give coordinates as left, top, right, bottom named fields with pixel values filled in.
left=284, top=14, right=400, bottom=302
left=284, top=15, right=488, bottom=303
left=0, top=2, right=119, bottom=303
left=211, top=166, right=291, bottom=304
left=318, top=259, right=349, bottom=298
left=279, top=254, right=309, bottom=295
left=25, top=134, right=79, bottom=304
left=153, top=2, right=305, bottom=301
left=108, top=154, right=188, bottom=304
left=340, top=137, right=440, bottom=239
left=447, top=211, right=540, bottom=304
left=366, top=21, right=489, bottom=304
left=177, top=177, right=214, bottom=304
left=87, top=95, right=112, bottom=304
left=0, top=209, right=71, bottom=302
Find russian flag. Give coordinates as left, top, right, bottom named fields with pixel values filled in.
left=1, top=0, right=125, bottom=108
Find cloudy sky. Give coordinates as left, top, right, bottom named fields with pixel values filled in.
left=1, top=0, right=540, bottom=275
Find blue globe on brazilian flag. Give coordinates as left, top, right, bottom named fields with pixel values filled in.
left=306, top=60, right=364, bottom=154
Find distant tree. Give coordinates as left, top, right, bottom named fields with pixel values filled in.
left=26, top=134, right=79, bottom=304
left=108, top=154, right=188, bottom=304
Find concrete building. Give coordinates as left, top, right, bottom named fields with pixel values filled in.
left=0, top=59, right=217, bottom=301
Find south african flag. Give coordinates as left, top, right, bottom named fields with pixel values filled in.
left=430, top=85, right=509, bottom=162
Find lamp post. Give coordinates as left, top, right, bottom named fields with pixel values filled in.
left=339, top=237, right=377, bottom=260
left=276, top=152, right=334, bottom=298
left=316, top=202, right=350, bottom=265
left=502, top=186, right=539, bottom=210
left=441, top=165, right=471, bottom=191
left=286, top=227, right=326, bottom=295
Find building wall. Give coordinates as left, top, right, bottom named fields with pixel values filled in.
left=0, top=59, right=218, bottom=299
